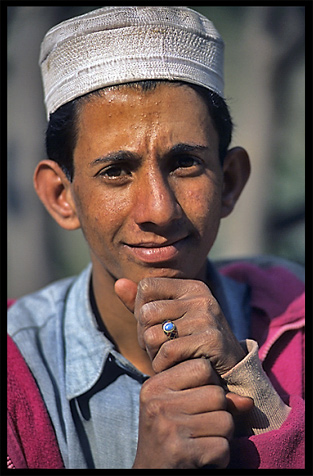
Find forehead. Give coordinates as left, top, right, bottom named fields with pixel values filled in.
left=74, top=83, right=218, bottom=159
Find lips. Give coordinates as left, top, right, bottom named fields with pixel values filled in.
left=123, top=237, right=189, bottom=264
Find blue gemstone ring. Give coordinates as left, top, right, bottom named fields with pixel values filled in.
left=162, top=320, right=178, bottom=339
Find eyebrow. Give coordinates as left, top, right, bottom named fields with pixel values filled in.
left=88, top=143, right=210, bottom=167
left=167, top=143, right=209, bottom=156
left=88, top=150, right=140, bottom=167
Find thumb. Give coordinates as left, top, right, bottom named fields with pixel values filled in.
left=226, top=392, right=254, bottom=416
left=114, top=278, right=138, bottom=314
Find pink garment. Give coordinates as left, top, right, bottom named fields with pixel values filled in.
left=220, top=262, right=305, bottom=469
left=7, top=332, right=64, bottom=469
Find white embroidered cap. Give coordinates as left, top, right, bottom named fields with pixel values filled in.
left=39, top=6, right=224, bottom=119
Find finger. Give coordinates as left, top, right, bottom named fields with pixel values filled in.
left=164, top=436, right=230, bottom=469
left=136, top=277, right=207, bottom=305
left=173, top=385, right=228, bottom=414
left=137, top=299, right=186, bottom=352
left=142, top=312, right=229, bottom=371
left=141, top=305, right=245, bottom=377
left=151, top=335, right=209, bottom=372
left=138, top=299, right=187, bottom=328
left=153, top=327, right=241, bottom=374
left=115, top=278, right=138, bottom=313
left=225, top=392, right=254, bottom=415
left=142, top=358, right=220, bottom=393
left=138, top=300, right=217, bottom=355
left=190, top=437, right=230, bottom=469
left=141, top=385, right=228, bottom=420
left=180, top=411, right=234, bottom=440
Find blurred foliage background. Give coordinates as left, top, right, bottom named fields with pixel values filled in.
left=7, top=6, right=305, bottom=298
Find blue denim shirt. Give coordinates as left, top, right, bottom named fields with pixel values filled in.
left=7, top=261, right=250, bottom=469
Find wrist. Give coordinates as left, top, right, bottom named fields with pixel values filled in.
left=221, top=339, right=290, bottom=435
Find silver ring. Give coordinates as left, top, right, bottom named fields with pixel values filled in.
left=162, top=320, right=178, bottom=339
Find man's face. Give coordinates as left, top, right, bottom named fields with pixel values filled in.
left=70, top=83, right=224, bottom=284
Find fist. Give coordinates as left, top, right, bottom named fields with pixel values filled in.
left=133, top=358, right=234, bottom=469
left=116, top=276, right=246, bottom=375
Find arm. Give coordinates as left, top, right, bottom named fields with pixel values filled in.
left=7, top=334, right=64, bottom=469
left=221, top=339, right=291, bottom=436
left=223, top=338, right=305, bottom=469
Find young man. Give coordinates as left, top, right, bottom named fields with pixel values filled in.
left=7, top=6, right=304, bottom=469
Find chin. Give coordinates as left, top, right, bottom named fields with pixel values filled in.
left=128, top=263, right=204, bottom=283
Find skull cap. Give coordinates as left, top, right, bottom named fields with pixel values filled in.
left=39, top=6, right=224, bottom=118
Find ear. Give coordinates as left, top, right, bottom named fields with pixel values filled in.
left=221, top=147, right=250, bottom=218
left=33, top=160, right=81, bottom=230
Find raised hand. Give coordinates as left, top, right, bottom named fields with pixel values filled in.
left=115, top=276, right=246, bottom=375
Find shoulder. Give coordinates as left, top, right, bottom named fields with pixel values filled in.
left=7, top=335, right=64, bottom=469
left=215, top=255, right=304, bottom=283
left=7, top=275, right=76, bottom=338
left=215, top=255, right=304, bottom=321
left=7, top=265, right=92, bottom=377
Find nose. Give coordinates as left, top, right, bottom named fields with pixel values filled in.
left=133, top=168, right=182, bottom=228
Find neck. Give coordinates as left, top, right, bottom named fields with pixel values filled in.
left=91, top=260, right=155, bottom=376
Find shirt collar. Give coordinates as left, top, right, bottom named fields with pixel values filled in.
left=64, top=264, right=114, bottom=399
left=64, top=261, right=251, bottom=399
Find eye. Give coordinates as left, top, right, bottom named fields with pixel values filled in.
left=97, top=164, right=132, bottom=181
left=175, top=155, right=199, bottom=168
left=171, top=155, right=203, bottom=176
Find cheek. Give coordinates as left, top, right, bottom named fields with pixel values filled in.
left=72, top=182, right=133, bottom=248
left=181, top=184, right=222, bottom=225
left=73, top=185, right=112, bottom=232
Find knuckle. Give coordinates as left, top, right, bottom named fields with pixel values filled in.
left=191, top=312, right=211, bottom=333
left=220, top=411, right=235, bottom=439
left=143, top=325, right=159, bottom=347
left=215, top=438, right=230, bottom=468
left=193, top=286, right=219, bottom=316
left=196, top=295, right=212, bottom=312
left=138, top=277, right=155, bottom=295
left=158, top=340, right=176, bottom=361
left=212, top=385, right=227, bottom=405
left=199, top=328, right=223, bottom=354
left=152, top=342, right=180, bottom=373
left=198, top=356, right=211, bottom=373
left=144, top=397, right=164, bottom=420
left=140, top=377, right=157, bottom=404
left=200, top=327, right=214, bottom=343
left=139, top=301, right=157, bottom=326
left=139, top=383, right=171, bottom=425
left=190, top=357, right=212, bottom=383
left=199, top=437, right=230, bottom=469
left=193, top=280, right=208, bottom=295
left=140, top=373, right=168, bottom=407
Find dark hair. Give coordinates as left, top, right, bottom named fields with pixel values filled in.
left=45, top=80, right=233, bottom=181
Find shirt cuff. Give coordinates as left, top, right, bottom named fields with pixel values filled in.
left=221, top=339, right=291, bottom=435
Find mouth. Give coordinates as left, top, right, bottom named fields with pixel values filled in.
left=123, top=237, right=189, bottom=264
